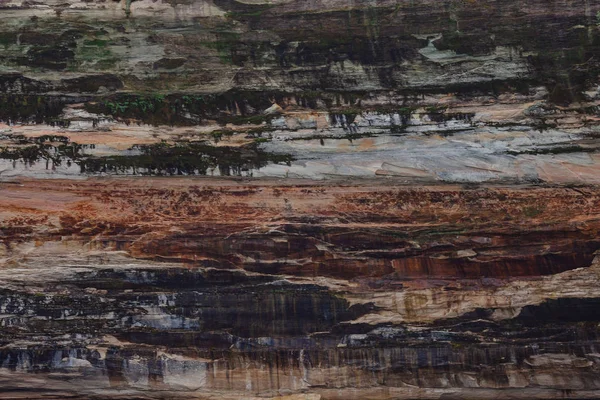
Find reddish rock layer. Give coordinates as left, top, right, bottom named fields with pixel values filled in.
left=3, top=178, right=599, bottom=282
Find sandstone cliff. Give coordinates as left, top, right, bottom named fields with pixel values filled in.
left=0, top=0, right=600, bottom=399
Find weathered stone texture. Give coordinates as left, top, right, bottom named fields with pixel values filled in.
left=1, top=0, right=600, bottom=398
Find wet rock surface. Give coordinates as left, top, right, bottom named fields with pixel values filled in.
left=0, top=0, right=598, bottom=181
left=1, top=0, right=600, bottom=398
left=0, top=179, right=599, bottom=398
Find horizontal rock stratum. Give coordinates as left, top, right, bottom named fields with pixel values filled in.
left=1, top=179, right=600, bottom=399
left=0, top=0, right=600, bottom=399
left=0, top=0, right=599, bottom=182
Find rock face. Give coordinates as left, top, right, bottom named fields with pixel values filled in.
left=0, top=0, right=599, bottom=182
left=2, top=180, right=600, bottom=399
left=1, top=0, right=600, bottom=399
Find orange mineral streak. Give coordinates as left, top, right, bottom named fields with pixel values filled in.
left=2, top=178, right=599, bottom=286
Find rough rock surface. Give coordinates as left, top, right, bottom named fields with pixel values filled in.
left=0, top=0, right=599, bottom=182
left=1, top=0, right=600, bottom=398
left=1, top=179, right=600, bottom=399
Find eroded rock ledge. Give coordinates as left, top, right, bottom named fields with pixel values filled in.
left=1, top=0, right=600, bottom=398
left=0, top=178, right=599, bottom=399
left=0, top=0, right=599, bottom=182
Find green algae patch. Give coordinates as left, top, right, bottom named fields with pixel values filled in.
left=79, top=142, right=293, bottom=176
left=86, top=91, right=283, bottom=126
left=0, top=136, right=293, bottom=177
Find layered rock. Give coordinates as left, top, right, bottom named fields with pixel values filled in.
left=1, top=179, right=600, bottom=398
left=0, top=0, right=599, bottom=181
left=1, top=0, right=600, bottom=398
